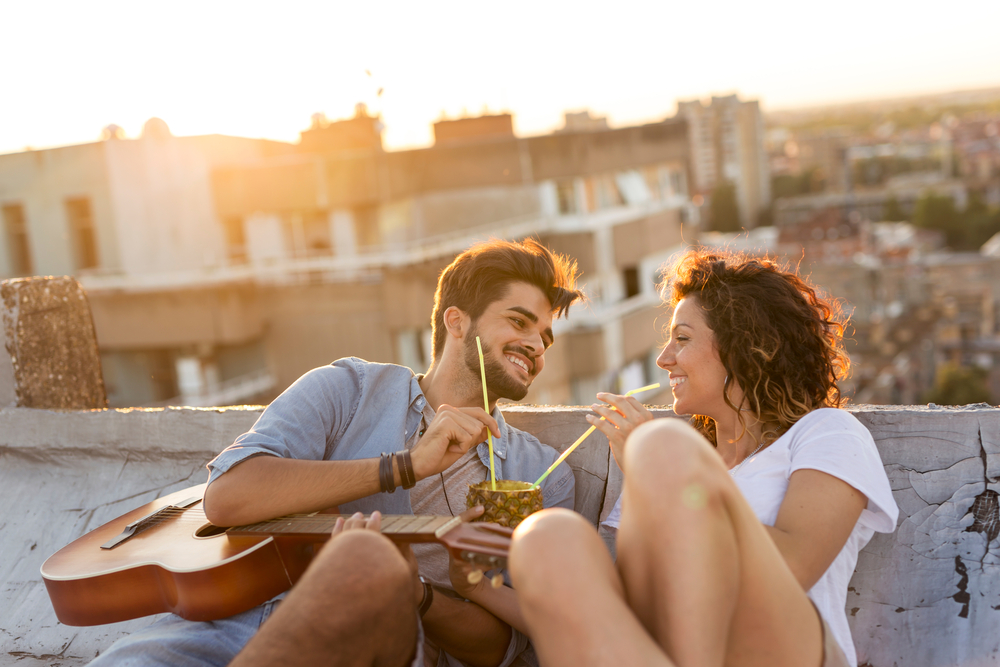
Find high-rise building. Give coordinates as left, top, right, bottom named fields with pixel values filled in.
left=677, top=94, right=771, bottom=227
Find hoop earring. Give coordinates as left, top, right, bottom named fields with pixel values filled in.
left=725, top=374, right=752, bottom=413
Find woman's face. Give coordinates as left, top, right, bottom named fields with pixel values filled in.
left=656, top=297, right=735, bottom=419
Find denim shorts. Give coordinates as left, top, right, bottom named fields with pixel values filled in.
left=87, top=601, right=425, bottom=667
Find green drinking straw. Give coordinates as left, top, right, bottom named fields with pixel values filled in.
left=531, top=383, right=661, bottom=489
left=476, top=336, right=497, bottom=491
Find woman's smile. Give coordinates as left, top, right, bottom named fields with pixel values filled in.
left=657, top=298, right=730, bottom=418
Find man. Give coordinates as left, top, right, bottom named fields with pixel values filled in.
left=89, top=238, right=584, bottom=667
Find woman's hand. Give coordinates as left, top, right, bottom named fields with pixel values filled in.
left=587, top=392, right=654, bottom=469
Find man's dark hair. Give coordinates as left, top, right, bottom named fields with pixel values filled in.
left=431, top=238, right=584, bottom=360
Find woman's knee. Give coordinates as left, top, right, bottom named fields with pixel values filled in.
left=510, top=509, right=600, bottom=594
left=624, top=420, right=728, bottom=510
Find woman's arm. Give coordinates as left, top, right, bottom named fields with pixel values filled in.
left=766, top=468, right=866, bottom=590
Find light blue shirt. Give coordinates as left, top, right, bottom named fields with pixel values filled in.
left=206, top=358, right=574, bottom=667
left=207, top=357, right=575, bottom=515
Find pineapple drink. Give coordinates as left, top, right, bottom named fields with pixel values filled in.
left=467, top=480, right=543, bottom=528
left=469, top=336, right=544, bottom=527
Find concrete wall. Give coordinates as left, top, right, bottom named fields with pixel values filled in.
left=2, top=404, right=998, bottom=666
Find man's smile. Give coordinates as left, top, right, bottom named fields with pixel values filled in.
left=505, top=353, right=531, bottom=374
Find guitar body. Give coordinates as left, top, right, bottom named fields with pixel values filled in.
left=42, top=484, right=511, bottom=627
left=41, top=484, right=320, bottom=626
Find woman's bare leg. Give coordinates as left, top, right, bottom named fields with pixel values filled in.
left=510, top=509, right=672, bottom=667
left=231, top=529, right=418, bottom=667
left=617, top=419, right=823, bottom=667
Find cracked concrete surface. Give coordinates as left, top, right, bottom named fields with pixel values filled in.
left=850, top=408, right=1000, bottom=667
left=1, top=405, right=998, bottom=666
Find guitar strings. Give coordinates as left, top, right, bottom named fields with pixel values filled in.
left=104, top=508, right=455, bottom=534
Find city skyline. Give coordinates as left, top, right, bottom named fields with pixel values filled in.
left=5, top=0, right=1000, bottom=155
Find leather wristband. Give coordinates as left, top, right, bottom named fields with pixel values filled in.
left=417, top=576, right=434, bottom=616
left=396, top=450, right=416, bottom=489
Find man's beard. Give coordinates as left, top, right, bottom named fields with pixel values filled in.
left=463, top=325, right=532, bottom=402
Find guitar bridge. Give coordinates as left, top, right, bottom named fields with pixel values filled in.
left=100, top=496, right=201, bottom=549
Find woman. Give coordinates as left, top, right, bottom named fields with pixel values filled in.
left=507, top=249, right=898, bottom=667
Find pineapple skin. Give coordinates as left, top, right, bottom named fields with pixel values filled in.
left=466, top=481, right=544, bottom=528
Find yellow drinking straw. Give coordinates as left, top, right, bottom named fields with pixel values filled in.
left=531, top=383, right=660, bottom=489
left=476, top=336, right=497, bottom=491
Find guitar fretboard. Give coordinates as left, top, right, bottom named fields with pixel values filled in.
left=229, top=514, right=462, bottom=539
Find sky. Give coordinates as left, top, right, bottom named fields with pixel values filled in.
left=3, top=0, right=1000, bottom=154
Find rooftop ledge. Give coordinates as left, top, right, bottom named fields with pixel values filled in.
left=2, top=403, right=999, bottom=666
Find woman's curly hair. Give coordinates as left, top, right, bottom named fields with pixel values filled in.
left=662, top=248, right=850, bottom=445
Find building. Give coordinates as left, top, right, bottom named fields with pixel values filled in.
left=0, top=119, right=295, bottom=406
left=677, top=94, right=771, bottom=228
left=773, top=173, right=968, bottom=228
left=557, top=110, right=610, bottom=134
left=0, top=111, right=695, bottom=408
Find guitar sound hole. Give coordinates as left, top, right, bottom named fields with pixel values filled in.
left=194, top=523, right=228, bottom=539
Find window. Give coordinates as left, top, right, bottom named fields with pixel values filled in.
left=2, top=203, right=33, bottom=276
left=65, top=197, right=99, bottom=270
left=222, top=217, right=247, bottom=264
left=623, top=266, right=640, bottom=299
left=670, top=170, right=687, bottom=197
left=555, top=180, right=576, bottom=214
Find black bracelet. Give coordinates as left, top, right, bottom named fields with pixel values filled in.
left=396, top=450, right=416, bottom=489
left=378, top=453, right=386, bottom=493
left=386, top=453, right=397, bottom=493
left=418, top=576, right=434, bottom=616
left=379, top=453, right=397, bottom=494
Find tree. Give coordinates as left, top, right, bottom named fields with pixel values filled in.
left=708, top=182, right=741, bottom=232
left=963, top=192, right=1000, bottom=250
left=911, top=191, right=1000, bottom=250
left=882, top=195, right=906, bottom=222
left=923, top=363, right=993, bottom=406
left=912, top=193, right=962, bottom=247
left=771, top=167, right=823, bottom=199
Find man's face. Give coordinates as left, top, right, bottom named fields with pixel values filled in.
left=463, top=282, right=555, bottom=402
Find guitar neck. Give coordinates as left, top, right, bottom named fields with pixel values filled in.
left=228, top=514, right=463, bottom=540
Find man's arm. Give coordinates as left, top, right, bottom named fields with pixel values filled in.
left=205, top=456, right=385, bottom=526
left=422, top=593, right=513, bottom=667
left=417, top=448, right=577, bottom=667
left=205, top=405, right=499, bottom=526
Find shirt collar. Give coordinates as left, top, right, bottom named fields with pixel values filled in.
left=410, top=373, right=509, bottom=460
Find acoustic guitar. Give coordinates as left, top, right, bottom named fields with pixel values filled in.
left=41, top=483, right=512, bottom=627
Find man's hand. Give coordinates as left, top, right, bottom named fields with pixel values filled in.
left=332, top=511, right=423, bottom=603
left=331, top=510, right=382, bottom=536
left=410, top=405, right=500, bottom=481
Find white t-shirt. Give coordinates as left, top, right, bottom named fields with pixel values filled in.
left=602, top=409, right=898, bottom=666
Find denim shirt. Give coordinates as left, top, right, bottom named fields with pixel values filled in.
left=207, top=358, right=576, bottom=514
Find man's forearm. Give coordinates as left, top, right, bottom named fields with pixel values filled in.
left=463, top=583, right=528, bottom=636
left=422, top=592, right=512, bottom=667
left=204, top=455, right=403, bottom=526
